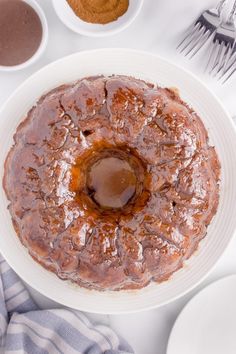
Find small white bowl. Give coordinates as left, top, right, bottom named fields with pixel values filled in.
left=0, top=0, right=48, bottom=72
left=52, top=0, right=143, bottom=37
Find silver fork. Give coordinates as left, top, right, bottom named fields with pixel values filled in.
left=206, top=0, right=236, bottom=76
left=177, top=0, right=228, bottom=58
left=220, top=46, right=236, bottom=82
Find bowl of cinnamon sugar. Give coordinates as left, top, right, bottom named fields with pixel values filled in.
left=52, top=0, right=143, bottom=37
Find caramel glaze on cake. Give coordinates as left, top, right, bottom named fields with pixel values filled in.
left=3, top=76, right=220, bottom=291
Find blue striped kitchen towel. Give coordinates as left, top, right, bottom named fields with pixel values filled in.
left=0, top=254, right=134, bottom=354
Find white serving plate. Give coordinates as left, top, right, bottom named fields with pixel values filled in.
left=52, top=0, right=143, bottom=37
left=167, top=275, right=236, bottom=354
left=0, top=49, right=236, bottom=314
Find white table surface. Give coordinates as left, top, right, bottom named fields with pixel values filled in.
left=1, top=1, right=236, bottom=353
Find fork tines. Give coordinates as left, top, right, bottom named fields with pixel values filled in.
left=177, top=0, right=227, bottom=58
left=178, top=17, right=216, bottom=58
left=220, top=45, right=236, bottom=82
left=178, top=0, right=236, bottom=82
left=206, top=0, right=236, bottom=81
left=206, top=33, right=235, bottom=76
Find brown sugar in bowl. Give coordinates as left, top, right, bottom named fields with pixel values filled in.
left=66, top=0, right=129, bottom=25
left=52, top=0, right=144, bottom=37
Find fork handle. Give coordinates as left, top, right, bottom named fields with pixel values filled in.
left=228, top=0, right=236, bottom=20
left=216, top=0, right=228, bottom=13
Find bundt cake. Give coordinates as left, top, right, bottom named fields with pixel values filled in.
left=3, top=75, right=220, bottom=290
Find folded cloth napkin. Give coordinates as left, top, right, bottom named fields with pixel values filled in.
left=0, top=254, right=133, bottom=354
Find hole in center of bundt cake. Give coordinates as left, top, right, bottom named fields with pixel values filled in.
left=87, top=156, right=137, bottom=209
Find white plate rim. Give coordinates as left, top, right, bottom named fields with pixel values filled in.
left=0, top=48, right=236, bottom=314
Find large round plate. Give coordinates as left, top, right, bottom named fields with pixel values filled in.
left=0, top=49, right=235, bottom=314
left=167, top=275, right=236, bottom=354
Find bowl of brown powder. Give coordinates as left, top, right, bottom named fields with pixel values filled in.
left=0, top=0, right=48, bottom=71
left=52, top=0, right=143, bottom=37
